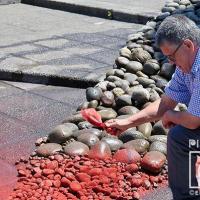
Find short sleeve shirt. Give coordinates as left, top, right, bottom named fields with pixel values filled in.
left=164, top=48, right=200, bottom=118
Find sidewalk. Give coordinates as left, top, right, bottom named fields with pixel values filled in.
left=0, top=4, right=143, bottom=87
left=22, top=0, right=166, bottom=24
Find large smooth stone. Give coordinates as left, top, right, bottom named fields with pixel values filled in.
left=141, top=151, right=166, bottom=173
left=149, top=89, right=160, bottom=102
left=125, top=61, right=143, bottom=73
left=114, top=80, right=129, bottom=91
left=88, top=141, right=112, bottom=160
left=137, top=77, right=155, bottom=88
left=116, top=94, right=132, bottom=107
left=107, top=75, right=122, bottom=82
left=152, top=121, right=168, bottom=135
left=86, top=87, right=102, bottom=101
left=115, top=56, right=129, bottom=68
left=118, top=106, right=139, bottom=115
left=136, top=71, right=149, bottom=78
left=107, top=82, right=116, bottom=90
left=127, top=33, right=144, bottom=42
left=63, top=113, right=84, bottom=124
left=143, top=60, right=160, bottom=75
left=77, top=133, right=99, bottom=147
left=124, top=73, right=138, bottom=86
left=113, top=148, right=141, bottom=164
left=130, top=48, right=151, bottom=64
left=123, top=139, right=150, bottom=154
left=96, top=81, right=108, bottom=91
left=100, top=91, right=114, bottom=107
left=88, top=100, right=99, bottom=108
left=114, top=69, right=125, bottom=78
left=119, top=128, right=145, bottom=143
left=159, top=63, right=175, bottom=80
left=77, top=102, right=89, bottom=111
left=149, top=141, right=167, bottom=155
left=101, top=137, right=123, bottom=151
left=98, top=109, right=117, bottom=121
left=64, top=141, right=89, bottom=156
left=48, top=123, right=77, bottom=144
left=137, top=123, right=152, bottom=138
left=36, top=143, right=62, bottom=157
left=151, top=75, right=168, bottom=90
left=73, top=128, right=102, bottom=138
left=131, top=88, right=150, bottom=106
left=148, top=135, right=167, bottom=144
left=119, top=47, right=131, bottom=59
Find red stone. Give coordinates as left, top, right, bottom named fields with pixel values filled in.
left=88, top=168, right=103, bottom=176
left=61, top=177, right=71, bottom=187
left=53, top=180, right=61, bottom=188
left=125, top=164, right=139, bottom=173
left=70, top=181, right=82, bottom=192
left=76, top=173, right=91, bottom=182
left=113, top=149, right=141, bottom=164
left=42, top=169, right=54, bottom=176
left=45, top=160, right=58, bottom=170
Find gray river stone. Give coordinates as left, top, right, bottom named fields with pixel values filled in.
left=73, top=128, right=102, bottom=138
left=48, top=123, right=77, bottom=144
left=86, top=87, right=102, bottom=101
left=124, top=73, right=138, bottom=85
left=63, top=113, right=84, bottom=124
left=88, top=100, right=99, bottom=108
left=116, top=94, right=132, bottom=107
left=107, top=75, right=122, bottom=82
left=114, top=69, right=125, bottom=78
left=101, top=137, right=123, bottom=151
left=96, top=81, right=108, bottom=91
left=115, top=56, right=129, bottom=68
left=149, top=141, right=167, bottom=155
left=77, top=133, right=100, bottom=147
left=78, top=121, right=93, bottom=129
left=150, top=75, right=168, bottom=90
left=100, top=91, right=114, bottom=107
left=137, top=122, right=152, bottom=138
left=149, top=89, right=160, bottom=102
left=127, top=33, right=144, bottom=42
left=98, top=109, right=117, bottom=121
left=119, top=128, right=145, bottom=143
left=162, top=6, right=176, bottom=12
left=106, top=69, right=116, bottom=77
left=148, top=135, right=167, bottom=144
left=130, top=48, right=152, bottom=64
left=36, top=143, right=62, bottom=157
left=119, top=47, right=132, bottom=59
left=64, top=141, right=89, bottom=156
left=159, top=63, right=175, bottom=80
left=127, top=85, right=143, bottom=96
left=143, top=45, right=154, bottom=56
left=143, top=59, right=160, bottom=75
left=152, top=120, right=168, bottom=135
left=114, top=80, right=130, bottom=91
left=131, top=88, right=150, bottom=106
left=107, top=82, right=116, bottom=90
left=156, top=12, right=170, bottom=21
left=116, top=114, right=132, bottom=119
left=118, top=106, right=139, bottom=115
left=136, top=71, right=149, bottom=78
left=137, top=77, right=155, bottom=88
left=112, top=87, right=125, bottom=97
left=127, top=42, right=142, bottom=50
left=122, top=139, right=150, bottom=154
left=124, top=61, right=143, bottom=73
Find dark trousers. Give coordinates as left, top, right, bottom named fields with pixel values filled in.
left=167, top=125, right=200, bottom=200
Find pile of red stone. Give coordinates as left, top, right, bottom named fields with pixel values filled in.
left=9, top=153, right=168, bottom=200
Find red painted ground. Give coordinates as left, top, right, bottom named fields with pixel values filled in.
left=0, top=160, right=18, bottom=200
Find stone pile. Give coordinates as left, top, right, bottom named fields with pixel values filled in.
left=10, top=0, right=200, bottom=199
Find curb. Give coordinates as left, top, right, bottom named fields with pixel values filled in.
left=0, top=70, right=99, bottom=88
left=21, top=0, right=154, bottom=24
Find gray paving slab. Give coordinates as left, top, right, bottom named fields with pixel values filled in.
left=0, top=4, right=142, bottom=86
left=22, top=0, right=166, bottom=24
left=0, top=81, right=86, bottom=164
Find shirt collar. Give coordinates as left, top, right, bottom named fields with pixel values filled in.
left=191, top=47, right=200, bottom=76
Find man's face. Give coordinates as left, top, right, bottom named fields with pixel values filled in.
left=160, top=40, right=193, bottom=73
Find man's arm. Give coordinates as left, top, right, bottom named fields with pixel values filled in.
left=105, top=94, right=177, bottom=131
left=162, top=110, right=200, bottom=129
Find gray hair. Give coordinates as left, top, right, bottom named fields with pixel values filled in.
left=155, top=14, right=200, bottom=47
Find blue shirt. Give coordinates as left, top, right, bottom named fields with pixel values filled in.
left=164, top=48, right=200, bottom=117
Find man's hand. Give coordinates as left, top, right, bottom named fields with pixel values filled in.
left=162, top=110, right=176, bottom=129
left=105, top=118, right=133, bottom=135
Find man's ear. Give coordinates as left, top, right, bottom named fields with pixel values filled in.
left=184, top=39, right=195, bottom=51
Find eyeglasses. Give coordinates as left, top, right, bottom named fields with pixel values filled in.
left=166, top=42, right=183, bottom=62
